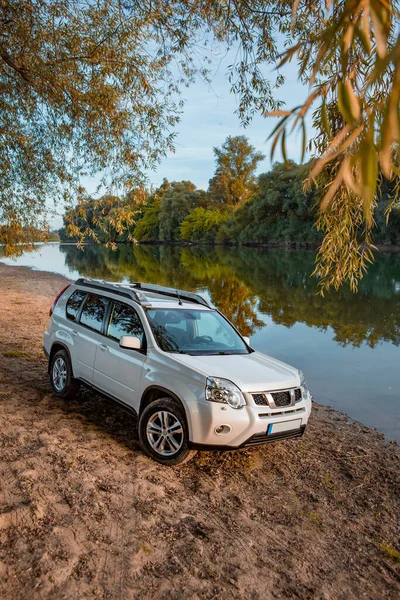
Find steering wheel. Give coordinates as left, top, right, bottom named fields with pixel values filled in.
left=194, top=335, right=213, bottom=345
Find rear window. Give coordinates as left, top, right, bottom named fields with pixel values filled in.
left=66, top=290, right=87, bottom=321
left=79, top=293, right=109, bottom=333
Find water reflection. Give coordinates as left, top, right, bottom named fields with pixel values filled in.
left=59, top=244, right=400, bottom=348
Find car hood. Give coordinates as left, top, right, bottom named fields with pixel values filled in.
left=172, top=351, right=300, bottom=392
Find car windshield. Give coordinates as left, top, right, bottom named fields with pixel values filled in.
left=146, top=308, right=250, bottom=355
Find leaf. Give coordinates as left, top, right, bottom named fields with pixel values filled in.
left=291, top=0, right=301, bottom=30
left=270, top=128, right=282, bottom=161
left=370, top=6, right=388, bottom=58
left=342, top=156, right=361, bottom=196
left=321, top=99, right=331, bottom=136
left=338, top=81, right=360, bottom=123
left=281, top=128, right=287, bottom=163
left=264, top=110, right=292, bottom=117
left=276, top=44, right=301, bottom=70
left=320, top=168, right=344, bottom=212
left=309, top=125, right=363, bottom=181
left=360, top=132, right=378, bottom=226
left=301, top=118, right=307, bottom=163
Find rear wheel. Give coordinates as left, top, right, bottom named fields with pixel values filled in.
left=50, top=349, right=80, bottom=399
left=138, top=397, right=197, bottom=466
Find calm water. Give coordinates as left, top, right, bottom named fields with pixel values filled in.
left=1, top=242, right=399, bottom=441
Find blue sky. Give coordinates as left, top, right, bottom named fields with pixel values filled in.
left=146, top=58, right=310, bottom=192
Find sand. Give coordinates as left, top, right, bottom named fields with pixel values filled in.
left=0, top=262, right=399, bottom=599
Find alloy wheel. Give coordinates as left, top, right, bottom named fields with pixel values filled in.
left=52, top=357, right=67, bottom=392
left=146, top=410, right=184, bottom=456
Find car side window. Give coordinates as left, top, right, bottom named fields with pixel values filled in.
left=107, top=301, right=145, bottom=345
left=79, top=293, right=109, bottom=333
left=66, top=290, right=87, bottom=321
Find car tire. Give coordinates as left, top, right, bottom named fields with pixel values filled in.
left=50, top=349, right=80, bottom=399
left=138, top=397, right=197, bottom=466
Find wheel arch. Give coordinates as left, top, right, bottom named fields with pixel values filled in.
left=140, top=385, right=193, bottom=435
left=48, top=342, right=73, bottom=374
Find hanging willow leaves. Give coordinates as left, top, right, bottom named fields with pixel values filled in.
left=267, top=0, right=400, bottom=291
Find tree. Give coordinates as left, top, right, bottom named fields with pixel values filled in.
left=0, top=0, right=283, bottom=253
left=208, top=136, right=265, bottom=206
left=61, top=193, right=138, bottom=246
left=214, top=161, right=320, bottom=244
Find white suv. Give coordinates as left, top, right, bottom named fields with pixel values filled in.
left=44, top=279, right=312, bottom=465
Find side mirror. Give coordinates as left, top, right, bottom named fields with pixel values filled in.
left=242, top=336, right=250, bottom=346
left=119, top=335, right=141, bottom=350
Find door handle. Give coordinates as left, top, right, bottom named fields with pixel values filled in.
left=99, top=343, right=108, bottom=352
left=72, top=330, right=79, bottom=337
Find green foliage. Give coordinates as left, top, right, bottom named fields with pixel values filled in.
left=158, top=182, right=208, bottom=242
left=216, top=161, right=320, bottom=244
left=132, top=198, right=162, bottom=243
left=180, top=207, right=231, bottom=242
left=380, top=541, right=400, bottom=565
left=61, top=193, right=139, bottom=247
left=208, top=136, right=265, bottom=206
left=62, top=155, right=399, bottom=248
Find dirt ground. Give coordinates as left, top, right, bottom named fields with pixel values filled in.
left=0, top=263, right=399, bottom=600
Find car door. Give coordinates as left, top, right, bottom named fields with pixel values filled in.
left=93, top=299, right=147, bottom=410
left=73, top=292, right=110, bottom=383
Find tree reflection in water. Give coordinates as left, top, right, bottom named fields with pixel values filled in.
left=60, top=244, right=400, bottom=347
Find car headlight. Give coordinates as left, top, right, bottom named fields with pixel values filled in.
left=205, top=377, right=246, bottom=409
left=299, top=370, right=309, bottom=394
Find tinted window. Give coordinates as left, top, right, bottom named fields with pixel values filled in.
left=66, top=290, right=87, bottom=321
left=79, top=294, right=109, bottom=333
left=107, top=301, right=145, bottom=344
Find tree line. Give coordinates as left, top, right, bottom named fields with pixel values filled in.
left=60, top=136, right=400, bottom=248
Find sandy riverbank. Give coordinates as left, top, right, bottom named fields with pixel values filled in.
left=0, top=263, right=399, bottom=599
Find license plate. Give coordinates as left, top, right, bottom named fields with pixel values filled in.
left=267, top=419, right=302, bottom=435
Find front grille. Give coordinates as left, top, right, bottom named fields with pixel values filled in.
left=271, top=391, right=291, bottom=407
left=252, top=388, right=302, bottom=408
left=253, top=393, right=268, bottom=406
left=244, top=426, right=305, bottom=447
left=258, top=407, right=305, bottom=418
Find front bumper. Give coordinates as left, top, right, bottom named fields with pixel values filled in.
left=186, top=391, right=312, bottom=448
left=189, top=425, right=306, bottom=451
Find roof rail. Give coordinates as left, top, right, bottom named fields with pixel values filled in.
left=131, top=282, right=211, bottom=308
left=74, top=278, right=211, bottom=308
left=74, top=278, right=152, bottom=306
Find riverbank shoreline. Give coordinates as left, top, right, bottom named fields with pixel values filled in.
left=0, top=263, right=399, bottom=599
left=55, top=239, right=400, bottom=253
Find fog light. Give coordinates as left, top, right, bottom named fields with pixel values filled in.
left=215, top=425, right=232, bottom=435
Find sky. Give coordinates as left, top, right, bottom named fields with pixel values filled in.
left=145, top=57, right=310, bottom=192
left=53, top=51, right=310, bottom=228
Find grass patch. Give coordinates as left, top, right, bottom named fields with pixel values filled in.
left=380, top=541, right=400, bottom=564
left=3, top=349, right=30, bottom=359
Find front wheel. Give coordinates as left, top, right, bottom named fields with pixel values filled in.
left=138, top=397, right=197, bottom=466
left=50, top=349, right=80, bottom=399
